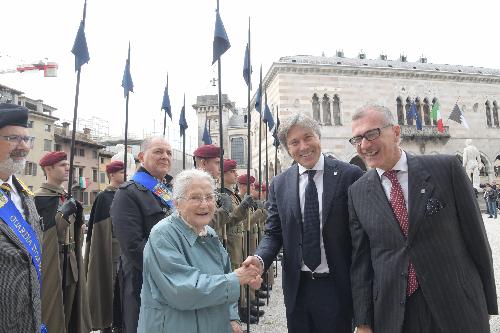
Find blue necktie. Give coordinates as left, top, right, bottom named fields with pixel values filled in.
left=302, top=170, right=321, bottom=271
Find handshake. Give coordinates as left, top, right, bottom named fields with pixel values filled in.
left=234, top=256, right=265, bottom=290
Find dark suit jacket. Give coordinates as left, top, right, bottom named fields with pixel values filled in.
left=349, top=153, right=498, bottom=333
left=255, top=156, right=363, bottom=316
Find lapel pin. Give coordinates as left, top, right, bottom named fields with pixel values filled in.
left=420, top=189, right=426, bottom=194
left=334, top=171, right=338, bottom=176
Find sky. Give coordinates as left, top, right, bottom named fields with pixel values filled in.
left=1, top=0, right=499, bottom=153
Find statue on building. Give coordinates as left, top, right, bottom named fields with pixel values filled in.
left=112, top=144, right=136, bottom=180
left=322, top=94, right=332, bottom=125
left=462, top=139, right=482, bottom=189
left=312, top=93, right=321, bottom=122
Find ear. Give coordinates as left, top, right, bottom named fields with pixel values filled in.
left=393, top=124, right=401, bottom=142
left=138, top=151, right=145, bottom=163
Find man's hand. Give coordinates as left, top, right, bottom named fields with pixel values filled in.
left=57, top=198, right=79, bottom=223
left=241, top=195, right=257, bottom=210
left=230, top=320, right=243, bottom=333
left=234, top=264, right=261, bottom=285
left=217, top=193, right=233, bottom=212
left=356, top=325, right=373, bottom=333
left=250, top=186, right=259, bottom=200
left=241, top=256, right=264, bottom=290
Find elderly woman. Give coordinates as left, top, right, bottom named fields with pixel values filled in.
left=137, top=169, right=261, bottom=333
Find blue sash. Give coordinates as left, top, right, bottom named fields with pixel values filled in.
left=0, top=188, right=48, bottom=333
left=131, top=172, right=174, bottom=208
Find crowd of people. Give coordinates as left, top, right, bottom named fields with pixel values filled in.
left=0, top=101, right=498, bottom=333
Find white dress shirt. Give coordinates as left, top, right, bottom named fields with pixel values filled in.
left=376, top=150, right=410, bottom=210
left=298, top=154, right=329, bottom=273
left=3, top=175, right=26, bottom=218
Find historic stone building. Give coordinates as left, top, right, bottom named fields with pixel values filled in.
left=250, top=53, right=500, bottom=182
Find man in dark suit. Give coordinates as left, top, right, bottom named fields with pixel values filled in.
left=348, top=104, right=498, bottom=333
left=243, top=113, right=363, bottom=333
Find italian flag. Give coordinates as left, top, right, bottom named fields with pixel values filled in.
left=79, top=176, right=88, bottom=189
left=431, top=102, right=444, bottom=133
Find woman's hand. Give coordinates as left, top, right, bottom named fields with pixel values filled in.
left=230, top=320, right=243, bottom=333
left=235, top=264, right=261, bottom=285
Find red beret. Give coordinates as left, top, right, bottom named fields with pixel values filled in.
left=237, top=174, right=255, bottom=185
left=39, top=151, right=67, bottom=167
left=106, top=161, right=125, bottom=174
left=254, top=182, right=268, bottom=192
left=223, top=159, right=237, bottom=172
left=193, top=144, right=221, bottom=159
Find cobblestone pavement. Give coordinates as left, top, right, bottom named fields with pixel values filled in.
left=248, top=213, right=500, bottom=333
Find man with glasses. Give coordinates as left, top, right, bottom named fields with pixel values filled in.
left=110, top=137, right=174, bottom=333
left=35, top=151, right=91, bottom=333
left=348, top=104, right=497, bottom=333
left=243, top=113, right=363, bottom=333
left=0, top=103, right=45, bottom=332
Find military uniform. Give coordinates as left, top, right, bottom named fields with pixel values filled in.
left=110, top=167, right=173, bottom=333
left=34, top=183, right=91, bottom=333
left=84, top=185, right=122, bottom=331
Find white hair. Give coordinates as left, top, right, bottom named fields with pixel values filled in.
left=172, top=169, right=215, bottom=200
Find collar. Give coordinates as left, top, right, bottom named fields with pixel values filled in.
left=138, top=166, right=172, bottom=184
left=376, top=149, right=408, bottom=179
left=40, top=182, right=67, bottom=195
left=298, top=153, right=325, bottom=175
left=176, top=214, right=209, bottom=246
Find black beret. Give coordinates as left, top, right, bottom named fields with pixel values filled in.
left=0, top=103, right=28, bottom=129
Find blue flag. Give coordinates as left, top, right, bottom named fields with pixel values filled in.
left=255, top=86, right=261, bottom=114
left=202, top=122, right=212, bottom=144
left=71, top=20, right=90, bottom=71
left=179, top=94, right=188, bottom=137
left=161, top=76, right=172, bottom=120
left=263, top=93, right=275, bottom=131
left=409, top=102, right=422, bottom=130
left=212, top=10, right=231, bottom=65
left=243, top=43, right=251, bottom=87
left=121, top=43, right=134, bottom=97
left=273, top=109, right=280, bottom=147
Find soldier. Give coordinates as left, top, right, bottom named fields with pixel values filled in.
left=222, top=160, right=263, bottom=323
left=84, top=161, right=125, bottom=332
left=35, top=151, right=91, bottom=333
left=252, top=182, right=273, bottom=296
left=0, top=103, right=45, bottom=333
left=110, top=137, right=174, bottom=333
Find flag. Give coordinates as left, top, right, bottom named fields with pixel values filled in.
left=409, top=102, right=422, bottom=130
left=71, top=20, right=90, bottom=71
left=212, top=10, right=231, bottom=65
left=179, top=94, right=188, bottom=136
left=449, top=103, right=469, bottom=129
left=273, top=113, right=280, bottom=147
left=121, top=43, right=134, bottom=97
left=202, top=122, right=212, bottom=144
left=430, top=101, right=444, bottom=133
left=79, top=176, right=88, bottom=189
left=243, top=43, right=251, bottom=87
left=254, top=86, right=261, bottom=114
left=263, top=93, right=275, bottom=131
left=161, top=77, right=172, bottom=120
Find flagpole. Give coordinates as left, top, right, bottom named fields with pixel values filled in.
left=123, top=44, right=132, bottom=181
left=258, top=66, right=262, bottom=199
left=273, top=106, right=279, bottom=279
left=264, top=96, right=270, bottom=306
left=182, top=93, right=186, bottom=170
left=245, top=17, right=252, bottom=333
left=163, top=74, right=168, bottom=137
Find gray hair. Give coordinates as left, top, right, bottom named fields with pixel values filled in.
left=352, top=104, right=395, bottom=124
left=172, top=169, right=215, bottom=200
left=278, top=113, right=321, bottom=150
left=140, top=136, right=170, bottom=152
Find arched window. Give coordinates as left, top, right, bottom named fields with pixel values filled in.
left=312, top=94, right=320, bottom=122
left=405, top=97, right=413, bottom=125
left=322, top=94, right=332, bottom=125
left=415, top=97, right=422, bottom=126
left=423, top=98, right=431, bottom=126
left=332, top=94, right=341, bottom=125
left=493, top=101, right=499, bottom=127
left=431, top=98, right=438, bottom=125
left=486, top=100, right=492, bottom=127
left=396, top=97, right=404, bottom=125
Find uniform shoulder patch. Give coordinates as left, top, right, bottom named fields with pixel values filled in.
left=16, top=177, right=34, bottom=196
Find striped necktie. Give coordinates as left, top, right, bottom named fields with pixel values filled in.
left=0, top=183, right=12, bottom=199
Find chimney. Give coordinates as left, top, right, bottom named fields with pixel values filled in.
left=358, top=51, right=366, bottom=60
left=399, top=54, right=407, bottom=62
left=83, top=127, right=91, bottom=138
left=62, top=122, right=70, bottom=136
left=336, top=50, right=344, bottom=58
left=419, top=56, right=427, bottom=63
left=379, top=54, right=387, bottom=60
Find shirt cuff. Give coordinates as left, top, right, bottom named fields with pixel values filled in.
left=253, top=254, right=265, bottom=273
left=225, top=272, right=241, bottom=303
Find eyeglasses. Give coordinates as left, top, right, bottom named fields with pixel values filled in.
left=182, top=193, right=217, bottom=204
left=349, top=125, right=392, bottom=146
left=0, top=135, right=35, bottom=148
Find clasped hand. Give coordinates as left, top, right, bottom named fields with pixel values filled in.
left=234, top=264, right=262, bottom=288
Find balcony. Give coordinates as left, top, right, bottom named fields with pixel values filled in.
left=399, top=125, right=450, bottom=140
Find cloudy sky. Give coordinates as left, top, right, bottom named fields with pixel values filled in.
left=1, top=0, right=498, bottom=152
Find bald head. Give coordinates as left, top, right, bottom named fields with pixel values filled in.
left=139, top=137, right=172, bottom=179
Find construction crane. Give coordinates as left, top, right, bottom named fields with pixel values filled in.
left=0, top=59, right=58, bottom=77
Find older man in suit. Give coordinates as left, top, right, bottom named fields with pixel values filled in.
left=243, top=113, right=363, bottom=333
left=348, top=104, right=498, bottom=333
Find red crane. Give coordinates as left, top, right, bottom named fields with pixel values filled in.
left=0, top=60, right=58, bottom=77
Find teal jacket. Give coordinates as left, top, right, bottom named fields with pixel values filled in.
left=137, top=214, right=240, bottom=333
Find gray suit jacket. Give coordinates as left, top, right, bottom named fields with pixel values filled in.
left=348, top=153, right=498, bottom=333
left=0, top=176, right=43, bottom=333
